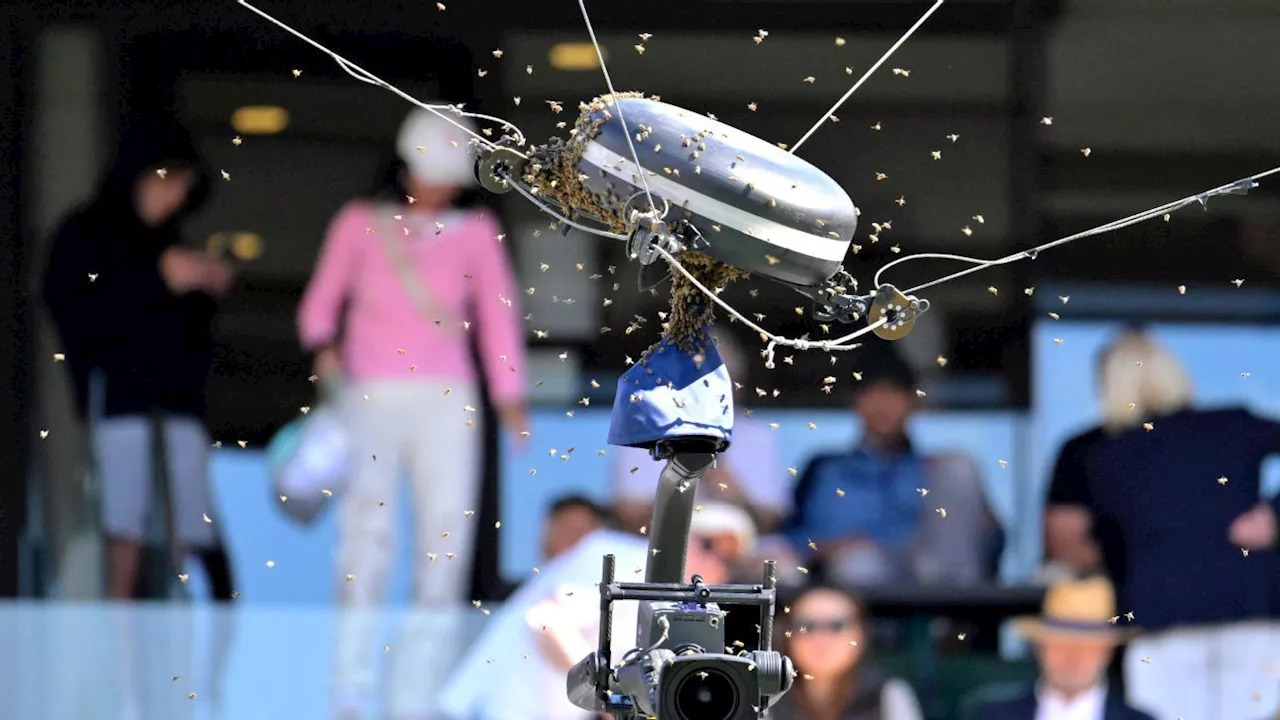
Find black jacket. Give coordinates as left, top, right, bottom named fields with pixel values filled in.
left=42, top=113, right=216, bottom=420
left=975, top=689, right=1155, bottom=720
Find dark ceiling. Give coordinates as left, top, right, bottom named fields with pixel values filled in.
left=16, top=0, right=1060, bottom=36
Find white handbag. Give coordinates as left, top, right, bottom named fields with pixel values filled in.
left=267, top=380, right=348, bottom=525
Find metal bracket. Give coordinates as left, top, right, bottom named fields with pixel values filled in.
left=868, top=283, right=930, bottom=341
left=806, top=269, right=869, bottom=325
left=673, top=219, right=711, bottom=253
left=628, top=220, right=689, bottom=292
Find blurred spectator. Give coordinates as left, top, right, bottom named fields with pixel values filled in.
left=765, top=585, right=923, bottom=720
left=1042, top=422, right=1115, bottom=584
left=610, top=331, right=788, bottom=533
left=1037, top=331, right=1280, bottom=720
left=1042, top=349, right=1127, bottom=586
left=439, top=522, right=648, bottom=720
left=41, top=111, right=235, bottom=720
left=442, top=500, right=755, bottom=720
left=524, top=509, right=742, bottom=718
left=689, top=502, right=765, bottom=650
left=974, top=576, right=1153, bottom=720
left=1039, top=338, right=1133, bottom=693
left=298, top=106, right=528, bottom=720
left=543, top=495, right=609, bottom=562
left=691, top=501, right=759, bottom=579
left=41, top=111, right=234, bottom=602
left=781, top=346, right=1001, bottom=586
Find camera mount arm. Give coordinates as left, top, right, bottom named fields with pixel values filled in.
left=644, top=438, right=721, bottom=584
left=567, top=435, right=791, bottom=719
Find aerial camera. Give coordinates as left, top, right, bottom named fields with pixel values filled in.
left=475, top=94, right=930, bottom=343
left=475, top=96, right=895, bottom=720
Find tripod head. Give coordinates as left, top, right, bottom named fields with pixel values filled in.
left=565, top=439, right=795, bottom=720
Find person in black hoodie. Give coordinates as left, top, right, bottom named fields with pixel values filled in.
left=42, top=112, right=236, bottom=604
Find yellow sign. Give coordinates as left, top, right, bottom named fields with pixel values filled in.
left=205, top=232, right=264, bottom=260
left=548, top=43, right=604, bottom=71
left=231, top=105, right=290, bottom=135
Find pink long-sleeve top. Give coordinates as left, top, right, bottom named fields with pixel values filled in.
left=298, top=200, right=526, bottom=406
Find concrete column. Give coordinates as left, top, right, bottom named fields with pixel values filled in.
left=30, top=25, right=106, bottom=601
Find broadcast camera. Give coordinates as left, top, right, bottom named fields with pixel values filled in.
left=564, top=439, right=795, bottom=720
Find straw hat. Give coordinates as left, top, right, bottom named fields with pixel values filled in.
left=1013, top=576, right=1135, bottom=643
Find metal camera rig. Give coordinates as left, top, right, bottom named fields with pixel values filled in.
left=563, top=439, right=794, bottom=720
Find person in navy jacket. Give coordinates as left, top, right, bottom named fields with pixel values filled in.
left=976, top=576, right=1154, bottom=720
left=1041, top=331, right=1280, bottom=719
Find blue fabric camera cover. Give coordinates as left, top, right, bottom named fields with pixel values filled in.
left=607, top=323, right=735, bottom=450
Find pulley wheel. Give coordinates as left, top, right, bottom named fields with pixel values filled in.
left=869, top=284, right=927, bottom=341
left=476, top=145, right=526, bottom=195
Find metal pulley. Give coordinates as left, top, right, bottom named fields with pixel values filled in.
left=474, top=139, right=528, bottom=195
left=627, top=217, right=698, bottom=292
left=868, top=284, right=929, bottom=341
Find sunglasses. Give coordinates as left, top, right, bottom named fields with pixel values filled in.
left=794, top=618, right=854, bottom=635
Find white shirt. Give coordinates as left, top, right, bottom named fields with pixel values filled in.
left=1035, top=683, right=1107, bottom=720
left=437, top=529, right=649, bottom=720
left=528, top=586, right=641, bottom=719
left=611, top=415, right=788, bottom=513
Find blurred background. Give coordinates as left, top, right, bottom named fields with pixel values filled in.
left=2, top=0, right=1280, bottom=719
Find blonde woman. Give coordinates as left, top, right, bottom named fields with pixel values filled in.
left=1043, top=330, right=1280, bottom=720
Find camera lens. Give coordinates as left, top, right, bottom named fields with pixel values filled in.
left=673, top=667, right=738, bottom=720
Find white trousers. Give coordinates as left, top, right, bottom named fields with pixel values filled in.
left=1125, top=620, right=1280, bottom=720
left=332, top=378, right=483, bottom=719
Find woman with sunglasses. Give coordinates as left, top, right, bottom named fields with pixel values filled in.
left=766, top=586, right=922, bottom=720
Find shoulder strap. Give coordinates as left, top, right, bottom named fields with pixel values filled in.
left=372, top=204, right=461, bottom=339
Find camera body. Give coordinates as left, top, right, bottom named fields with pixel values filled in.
left=636, top=600, right=725, bottom=651
left=567, top=562, right=794, bottom=720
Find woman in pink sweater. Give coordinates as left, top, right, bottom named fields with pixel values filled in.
left=299, top=107, right=528, bottom=720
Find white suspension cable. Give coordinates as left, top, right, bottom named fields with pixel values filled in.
left=875, top=166, right=1280, bottom=294
left=644, top=165, right=1279, bottom=369
left=238, top=0, right=528, bottom=157
left=576, top=0, right=660, bottom=214
left=239, top=0, right=1279, bottom=369
left=790, top=0, right=945, bottom=154
left=650, top=245, right=886, bottom=368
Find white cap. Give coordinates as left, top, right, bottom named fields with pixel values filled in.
left=690, top=502, right=758, bottom=556
left=395, top=106, right=479, bottom=188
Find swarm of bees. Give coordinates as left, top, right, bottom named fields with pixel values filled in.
left=169, top=5, right=1274, bottom=700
